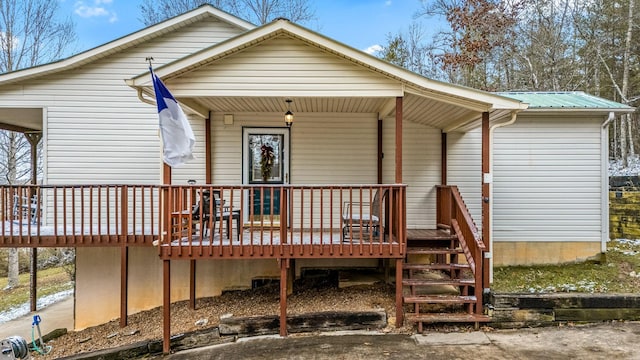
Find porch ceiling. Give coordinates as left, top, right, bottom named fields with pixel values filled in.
left=0, top=108, right=43, bottom=132
left=189, top=95, right=486, bottom=131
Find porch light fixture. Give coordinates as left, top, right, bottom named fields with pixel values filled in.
left=284, top=99, right=294, bottom=127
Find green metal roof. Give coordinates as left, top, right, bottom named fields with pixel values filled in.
left=495, top=91, right=634, bottom=110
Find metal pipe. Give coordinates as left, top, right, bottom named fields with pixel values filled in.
left=487, top=111, right=520, bottom=283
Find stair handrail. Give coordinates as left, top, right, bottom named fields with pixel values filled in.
left=436, top=185, right=486, bottom=314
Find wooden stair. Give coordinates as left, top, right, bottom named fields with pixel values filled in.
left=403, top=228, right=490, bottom=332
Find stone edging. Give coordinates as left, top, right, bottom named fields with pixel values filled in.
left=57, top=310, right=387, bottom=360
left=490, top=293, right=640, bottom=328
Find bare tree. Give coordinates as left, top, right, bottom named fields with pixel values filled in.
left=139, top=0, right=227, bottom=26
left=0, top=0, right=76, bottom=72
left=139, top=0, right=315, bottom=26
left=620, top=0, right=636, bottom=166
left=0, top=0, right=75, bottom=289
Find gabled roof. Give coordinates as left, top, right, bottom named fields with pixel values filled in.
left=0, top=5, right=255, bottom=86
left=497, top=91, right=634, bottom=113
left=127, top=19, right=526, bottom=114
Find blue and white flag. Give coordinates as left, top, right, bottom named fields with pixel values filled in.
left=151, top=69, right=195, bottom=167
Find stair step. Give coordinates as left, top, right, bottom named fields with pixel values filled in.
left=404, top=295, right=477, bottom=304
left=406, top=247, right=463, bottom=255
left=402, top=278, right=475, bottom=287
left=406, top=313, right=491, bottom=323
left=407, top=229, right=456, bottom=241
left=403, top=263, right=470, bottom=271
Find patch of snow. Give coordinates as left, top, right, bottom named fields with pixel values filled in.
left=0, top=288, right=73, bottom=324
left=527, top=280, right=603, bottom=294
left=609, top=155, right=640, bottom=176
left=613, top=238, right=640, bottom=247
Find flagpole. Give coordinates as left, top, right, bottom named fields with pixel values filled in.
left=147, top=56, right=172, bottom=183
left=150, top=54, right=172, bottom=354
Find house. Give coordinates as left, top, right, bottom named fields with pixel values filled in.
left=0, top=5, right=633, bottom=353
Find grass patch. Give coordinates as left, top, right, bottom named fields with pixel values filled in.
left=493, top=239, right=640, bottom=293
left=0, top=267, right=73, bottom=313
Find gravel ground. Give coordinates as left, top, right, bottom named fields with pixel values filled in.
left=39, top=277, right=407, bottom=359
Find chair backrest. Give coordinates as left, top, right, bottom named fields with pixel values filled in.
left=342, top=188, right=387, bottom=219
left=192, top=189, right=220, bottom=217
left=371, top=188, right=387, bottom=218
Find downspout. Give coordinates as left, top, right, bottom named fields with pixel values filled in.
left=487, top=111, right=519, bottom=283
left=136, top=88, right=164, bottom=182
left=601, top=112, right=615, bottom=253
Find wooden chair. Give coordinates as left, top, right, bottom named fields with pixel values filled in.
left=13, top=194, right=40, bottom=225
left=342, top=189, right=386, bottom=240
left=192, top=190, right=240, bottom=240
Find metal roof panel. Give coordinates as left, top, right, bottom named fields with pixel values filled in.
left=496, top=91, right=633, bottom=110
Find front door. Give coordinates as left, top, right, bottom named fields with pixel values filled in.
left=242, top=128, right=290, bottom=225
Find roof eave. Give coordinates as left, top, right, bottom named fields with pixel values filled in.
left=129, top=20, right=526, bottom=113
left=521, top=107, right=635, bottom=115
left=0, top=5, right=255, bottom=86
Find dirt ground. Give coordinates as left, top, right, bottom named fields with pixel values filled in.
left=39, top=276, right=408, bottom=359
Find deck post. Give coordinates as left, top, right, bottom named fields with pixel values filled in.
left=163, top=259, right=171, bottom=354
left=189, top=260, right=196, bottom=310
left=395, top=258, right=403, bottom=327
left=26, top=131, right=42, bottom=313
left=120, top=246, right=128, bottom=327
left=120, top=186, right=129, bottom=327
left=481, top=112, right=490, bottom=290
left=279, top=258, right=289, bottom=336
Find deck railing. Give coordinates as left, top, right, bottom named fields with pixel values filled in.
left=0, top=184, right=407, bottom=259
left=436, top=185, right=485, bottom=313
left=0, top=185, right=160, bottom=247
left=161, top=184, right=406, bottom=259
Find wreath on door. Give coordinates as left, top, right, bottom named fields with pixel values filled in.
left=260, top=144, right=275, bottom=182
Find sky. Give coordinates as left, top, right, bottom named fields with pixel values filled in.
left=59, top=0, right=428, bottom=56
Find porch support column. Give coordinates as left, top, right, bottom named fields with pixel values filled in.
left=189, top=115, right=212, bottom=310
left=25, top=131, right=42, bottom=313
left=394, top=97, right=404, bottom=328
left=205, top=115, right=211, bottom=184
left=395, top=97, right=403, bottom=184
left=162, top=259, right=171, bottom=354
left=279, top=258, right=289, bottom=336
left=481, top=112, right=490, bottom=290
left=378, top=118, right=383, bottom=184
left=120, top=185, right=129, bottom=327
left=163, top=163, right=172, bottom=354
left=441, top=132, right=447, bottom=185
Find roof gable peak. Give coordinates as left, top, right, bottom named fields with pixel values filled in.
left=0, top=5, right=255, bottom=86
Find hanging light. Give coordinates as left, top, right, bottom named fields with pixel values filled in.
left=284, top=99, right=294, bottom=127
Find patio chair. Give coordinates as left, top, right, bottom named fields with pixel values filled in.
left=192, top=190, right=240, bottom=240
left=342, top=189, right=386, bottom=240
left=12, top=194, right=40, bottom=225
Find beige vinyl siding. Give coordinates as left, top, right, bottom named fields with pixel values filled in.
left=381, top=117, right=441, bottom=229
left=492, top=116, right=603, bottom=243
left=0, top=18, right=243, bottom=186
left=170, top=37, right=403, bottom=97
left=0, top=19, right=241, bottom=231
left=171, top=115, right=207, bottom=185
left=210, top=112, right=378, bottom=227
left=446, top=128, right=482, bottom=226
left=211, top=112, right=378, bottom=184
